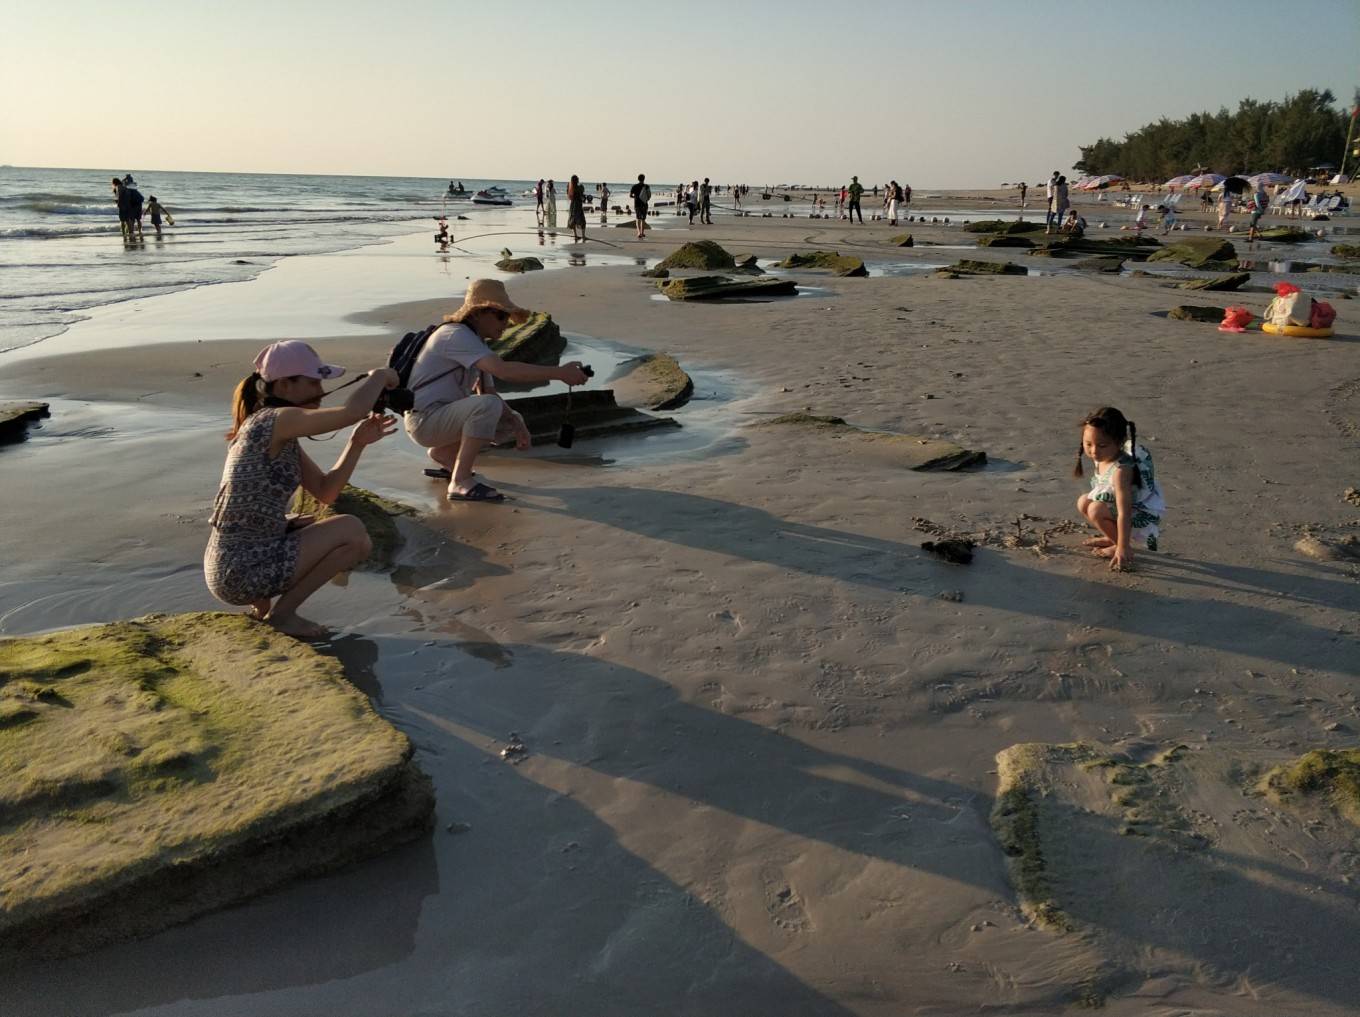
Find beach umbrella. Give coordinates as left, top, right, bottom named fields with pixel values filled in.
left=1083, top=174, right=1123, bottom=190
left=1165, top=174, right=1195, bottom=190
left=1221, top=176, right=1250, bottom=194
left=1247, top=172, right=1294, bottom=187
left=1186, top=173, right=1225, bottom=190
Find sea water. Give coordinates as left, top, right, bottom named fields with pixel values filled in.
left=0, top=166, right=549, bottom=353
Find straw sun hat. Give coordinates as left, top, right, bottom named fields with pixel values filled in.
left=445, top=279, right=531, bottom=325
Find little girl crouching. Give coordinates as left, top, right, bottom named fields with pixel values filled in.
left=1074, top=406, right=1165, bottom=571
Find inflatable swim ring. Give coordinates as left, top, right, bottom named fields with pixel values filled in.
left=1262, top=322, right=1334, bottom=338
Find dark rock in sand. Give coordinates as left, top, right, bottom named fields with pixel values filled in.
left=963, top=220, right=1043, bottom=235
left=657, top=240, right=736, bottom=271
left=0, top=613, right=434, bottom=963
left=610, top=353, right=694, bottom=411
left=1168, top=305, right=1227, bottom=322
left=1176, top=272, right=1250, bottom=292
left=659, top=276, right=798, bottom=300
left=292, top=485, right=416, bottom=570
left=977, top=234, right=1036, bottom=248
left=495, top=256, right=544, bottom=273
left=1071, top=256, right=1126, bottom=273
left=639, top=266, right=670, bottom=279
left=1257, top=227, right=1311, bottom=244
left=0, top=402, right=50, bottom=443
left=1147, top=237, right=1239, bottom=271
left=732, top=255, right=765, bottom=275
left=940, top=259, right=1028, bottom=276
left=777, top=251, right=868, bottom=276
left=1332, top=243, right=1360, bottom=259
left=489, top=311, right=566, bottom=364
left=1029, top=236, right=1159, bottom=260
left=887, top=233, right=915, bottom=247
left=922, top=539, right=975, bottom=565
left=506, top=389, right=679, bottom=445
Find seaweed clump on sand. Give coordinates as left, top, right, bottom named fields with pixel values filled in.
left=656, top=240, right=736, bottom=271
left=1332, top=243, right=1360, bottom=259
left=0, top=612, right=434, bottom=962
left=292, top=485, right=416, bottom=569
left=1168, top=305, right=1225, bottom=322
left=776, top=251, right=868, bottom=277
left=1262, top=749, right=1360, bottom=824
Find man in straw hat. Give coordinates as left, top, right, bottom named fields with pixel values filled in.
left=404, top=279, right=588, bottom=502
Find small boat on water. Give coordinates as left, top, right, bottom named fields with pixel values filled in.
left=471, top=189, right=512, bottom=206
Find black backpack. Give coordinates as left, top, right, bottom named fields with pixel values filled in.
left=387, top=323, right=442, bottom=389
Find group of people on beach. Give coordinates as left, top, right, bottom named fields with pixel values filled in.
left=111, top=174, right=172, bottom=240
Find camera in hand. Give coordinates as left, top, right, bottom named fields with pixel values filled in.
left=581, top=365, right=594, bottom=379
left=374, top=387, right=414, bottom=414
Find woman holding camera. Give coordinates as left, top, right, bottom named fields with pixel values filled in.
left=205, top=341, right=399, bottom=639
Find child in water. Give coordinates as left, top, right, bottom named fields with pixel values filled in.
left=144, top=196, right=173, bottom=237
left=1074, top=407, right=1165, bottom=570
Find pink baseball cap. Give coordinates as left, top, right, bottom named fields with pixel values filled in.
left=253, top=340, right=345, bottom=382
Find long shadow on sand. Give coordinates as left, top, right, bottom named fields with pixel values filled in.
left=516, top=485, right=1360, bottom=678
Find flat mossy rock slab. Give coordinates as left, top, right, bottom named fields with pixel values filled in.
left=976, top=234, right=1035, bottom=248
left=763, top=413, right=985, bottom=470
left=639, top=266, right=669, bottom=279
left=1332, top=243, right=1360, bottom=259
left=887, top=233, right=914, bottom=247
left=1168, top=305, right=1226, bottom=322
left=0, top=613, right=433, bottom=962
left=1257, top=226, right=1312, bottom=244
left=659, top=276, right=797, bottom=300
left=610, top=353, right=694, bottom=411
left=495, top=256, right=544, bottom=273
left=0, top=402, right=50, bottom=444
left=1147, top=237, right=1238, bottom=270
left=1029, top=236, right=1159, bottom=260
left=940, top=259, right=1027, bottom=276
left=489, top=311, right=566, bottom=365
left=292, top=485, right=416, bottom=570
left=776, top=251, right=868, bottom=276
left=963, top=220, right=1042, bottom=235
left=506, top=390, right=678, bottom=445
left=1175, top=272, right=1250, bottom=292
left=992, top=741, right=1360, bottom=1000
left=656, top=240, right=735, bottom=271
left=1071, top=256, right=1126, bottom=273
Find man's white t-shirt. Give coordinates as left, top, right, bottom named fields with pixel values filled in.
left=1046, top=176, right=1057, bottom=200
left=407, top=323, right=493, bottom=413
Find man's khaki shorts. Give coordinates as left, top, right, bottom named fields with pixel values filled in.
left=405, top=394, right=504, bottom=447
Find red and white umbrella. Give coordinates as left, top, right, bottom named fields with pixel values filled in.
left=1082, top=174, right=1124, bottom=190
left=1164, top=174, right=1195, bottom=190
left=1186, top=173, right=1225, bottom=190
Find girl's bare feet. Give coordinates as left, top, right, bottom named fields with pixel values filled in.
left=245, top=598, right=272, bottom=621
left=1083, top=537, right=1115, bottom=549
left=1093, top=545, right=1119, bottom=559
left=265, top=612, right=331, bottom=640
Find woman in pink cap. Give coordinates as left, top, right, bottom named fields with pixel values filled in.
left=204, top=340, right=399, bottom=639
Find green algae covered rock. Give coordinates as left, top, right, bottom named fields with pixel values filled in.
left=1147, top=236, right=1238, bottom=270
left=776, top=251, right=869, bottom=276
left=495, top=256, right=544, bottom=273
left=0, top=612, right=434, bottom=961
left=659, top=276, right=798, bottom=300
left=292, top=485, right=416, bottom=570
left=1168, top=305, right=1226, bottom=322
left=489, top=310, right=566, bottom=365
left=1256, top=226, right=1311, bottom=244
left=887, top=233, right=914, bottom=247
left=1332, top=243, right=1360, bottom=259
left=941, top=259, right=1028, bottom=276
left=763, top=413, right=986, bottom=470
left=963, top=220, right=1042, bottom=235
left=610, top=353, right=694, bottom=411
left=656, top=240, right=736, bottom=271
left=1261, top=749, right=1360, bottom=825
left=639, top=266, right=670, bottom=279
left=1175, top=272, right=1250, bottom=292
left=977, top=234, right=1035, bottom=248
left=1071, top=256, right=1126, bottom=273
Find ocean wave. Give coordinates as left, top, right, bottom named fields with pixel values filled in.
left=0, top=191, right=92, bottom=205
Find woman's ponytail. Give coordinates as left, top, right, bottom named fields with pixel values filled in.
left=228, top=372, right=265, bottom=441
left=1073, top=442, right=1085, bottom=478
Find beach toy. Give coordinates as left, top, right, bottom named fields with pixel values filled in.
left=1218, top=306, right=1254, bottom=332
left=1262, top=322, right=1334, bottom=338
left=1274, top=282, right=1301, bottom=296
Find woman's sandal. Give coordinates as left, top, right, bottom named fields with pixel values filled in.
left=448, top=482, right=505, bottom=503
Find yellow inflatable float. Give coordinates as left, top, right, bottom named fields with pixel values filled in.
left=1262, top=322, right=1334, bottom=339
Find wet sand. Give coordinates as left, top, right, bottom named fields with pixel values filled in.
left=2, top=198, right=1360, bottom=1015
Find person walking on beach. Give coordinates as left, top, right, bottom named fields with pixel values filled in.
left=534, top=178, right=545, bottom=226
left=687, top=181, right=699, bottom=225
left=544, top=179, right=558, bottom=230
left=403, top=280, right=589, bottom=503
left=1247, top=181, right=1268, bottom=242
left=700, top=178, right=713, bottom=224
left=143, top=195, right=173, bottom=238
left=1044, top=171, right=1060, bottom=232
left=566, top=175, right=586, bottom=242
left=629, top=173, right=651, bottom=239
left=1216, top=187, right=1233, bottom=230
left=1074, top=406, right=1164, bottom=571
left=206, top=342, right=400, bottom=639
left=1049, top=175, right=1070, bottom=235
left=884, top=180, right=901, bottom=225
left=846, top=176, right=864, bottom=223
left=1018, top=181, right=1028, bottom=215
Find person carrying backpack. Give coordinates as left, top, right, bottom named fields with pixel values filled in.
left=629, top=173, right=652, bottom=239
left=403, top=279, right=588, bottom=503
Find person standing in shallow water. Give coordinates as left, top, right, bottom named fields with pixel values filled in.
left=566, top=174, right=586, bottom=243
left=205, top=341, right=400, bottom=639
left=545, top=179, right=558, bottom=230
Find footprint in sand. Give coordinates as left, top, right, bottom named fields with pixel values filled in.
left=709, top=609, right=746, bottom=633
left=761, top=861, right=812, bottom=933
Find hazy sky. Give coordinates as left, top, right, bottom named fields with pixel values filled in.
left=4, top=0, right=1357, bottom=185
